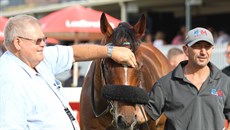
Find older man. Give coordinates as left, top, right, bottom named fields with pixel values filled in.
left=0, top=14, right=137, bottom=130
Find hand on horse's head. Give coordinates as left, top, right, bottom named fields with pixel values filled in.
left=110, top=46, right=137, bottom=68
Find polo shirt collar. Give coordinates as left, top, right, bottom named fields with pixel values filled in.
left=173, top=60, right=222, bottom=81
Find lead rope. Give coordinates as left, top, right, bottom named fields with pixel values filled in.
left=138, top=105, right=150, bottom=130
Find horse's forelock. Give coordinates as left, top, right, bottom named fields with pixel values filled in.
left=111, top=22, right=140, bottom=52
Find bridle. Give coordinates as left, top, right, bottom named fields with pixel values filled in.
left=90, top=43, right=150, bottom=129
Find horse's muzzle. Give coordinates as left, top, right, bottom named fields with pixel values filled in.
left=117, top=115, right=137, bottom=130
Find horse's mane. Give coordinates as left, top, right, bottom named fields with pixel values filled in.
left=110, top=22, right=140, bottom=53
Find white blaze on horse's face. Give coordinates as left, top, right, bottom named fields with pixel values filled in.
left=123, top=64, right=128, bottom=85
left=109, top=64, right=149, bottom=128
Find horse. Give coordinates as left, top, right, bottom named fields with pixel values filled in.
left=80, top=13, right=171, bottom=130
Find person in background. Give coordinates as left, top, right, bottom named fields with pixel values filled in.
left=0, top=14, right=137, bottom=130
left=153, top=31, right=167, bottom=49
left=142, top=33, right=153, bottom=44
left=167, top=47, right=187, bottom=69
left=171, top=26, right=186, bottom=45
left=64, top=66, right=85, bottom=87
left=222, top=42, right=230, bottom=76
left=216, top=30, right=230, bottom=44
left=145, top=27, right=230, bottom=130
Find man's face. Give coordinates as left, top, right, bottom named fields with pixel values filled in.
left=225, top=45, right=230, bottom=64
left=16, top=24, right=46, bottom=68
left=184, top=41, right=213, bottom=67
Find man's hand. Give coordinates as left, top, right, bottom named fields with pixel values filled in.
left=110, top=46, right=137, bottom=68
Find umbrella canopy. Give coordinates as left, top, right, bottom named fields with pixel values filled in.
left=46, top=37, right=59, bottom=45
left=39, top=5, right=121, bottom=33
left=0, top=16, right=8, bottom=42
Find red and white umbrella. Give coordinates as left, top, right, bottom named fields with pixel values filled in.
left=39, top=5, right=121, bottom=33
left=0, top=16, right=8, bottom=42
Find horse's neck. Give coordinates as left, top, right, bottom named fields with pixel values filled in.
left=138, top=43, right=171, bottom=91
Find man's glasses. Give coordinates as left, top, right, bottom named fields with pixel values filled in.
left=18, top=36, right=47, bottom=45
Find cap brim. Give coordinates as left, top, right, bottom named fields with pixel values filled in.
left=187, top=38, right=214, bottom=46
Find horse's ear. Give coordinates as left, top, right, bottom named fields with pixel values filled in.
left=133, top=14, right=146, bottom=39
left=100, top=13, right=113, bottom=37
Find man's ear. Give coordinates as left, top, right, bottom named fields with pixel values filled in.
left=182, top=45, right=189, bottom=56
left=13, top=37, right=21, bottom=50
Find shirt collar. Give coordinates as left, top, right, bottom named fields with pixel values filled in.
left=6, top=51, right=38, bottom=78
left=173, top=60, right=222, bottom=81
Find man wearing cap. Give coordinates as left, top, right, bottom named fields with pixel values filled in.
left=145, top=27, right=230, bottom=130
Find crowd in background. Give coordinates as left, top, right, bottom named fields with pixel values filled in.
left=143, top=26, right=230, bottom=49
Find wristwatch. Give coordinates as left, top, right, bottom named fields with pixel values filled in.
left=107, top=46, right=114, bottom=58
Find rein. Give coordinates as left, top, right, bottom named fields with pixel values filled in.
left=90, top=62, right=112, bottom=117
left=139, top=105, right=150, bottom=130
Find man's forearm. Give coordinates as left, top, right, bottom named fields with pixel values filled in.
left=72, top=44, right=108, bottom=61
left=71, top=43, right=137, bottom=68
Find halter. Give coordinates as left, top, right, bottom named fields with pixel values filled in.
left=90, top=41, right=150, bottom=129
left=90, top=42, right=132, bottom=118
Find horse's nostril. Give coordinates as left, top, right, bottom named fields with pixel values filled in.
left=117, top=115, right=127, bottom=129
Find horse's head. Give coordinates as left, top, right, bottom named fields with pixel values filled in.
left=100, top=13, right=149, bottom=129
